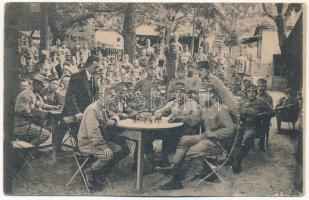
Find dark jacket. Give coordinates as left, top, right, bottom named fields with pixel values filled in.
left=62, top=69, right=97, bottom=117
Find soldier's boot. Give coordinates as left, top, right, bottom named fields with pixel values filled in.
left=232, top=145, right=248, bottom=174
left=84, top=167, right=102, bottom=192
left=159, top=170, right=184, bottom=190
left=155, top=162, right=180, bottom=175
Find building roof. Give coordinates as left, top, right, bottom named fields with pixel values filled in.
left=241, top=36, right=261, bottom=44
left=136, top=25, right=159, bottom=36
left=94, top=30, right=124, bottom=49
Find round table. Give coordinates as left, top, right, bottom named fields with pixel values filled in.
left=116, top=118, right=183, bottom=193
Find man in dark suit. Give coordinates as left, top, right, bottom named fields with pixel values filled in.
left=53, top=56, right=101, bottom=161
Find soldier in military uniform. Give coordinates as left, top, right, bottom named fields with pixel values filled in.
left=153, top=82, right=201, bottom=165
left=239, top=77, right=252, bottom=100
left=232, top=85, right=275, bottom=173
left=256, top=78, right=273, bottom=151
left=275, top=88, right=300, bottom=134
left=155, top=92, right=236, bottom=190
left=167, top=63, right=189, bottom=95
left=13, top=74, right=61, bottom=145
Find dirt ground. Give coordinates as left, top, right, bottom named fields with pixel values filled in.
left=11, top=91, right=303, bottom=196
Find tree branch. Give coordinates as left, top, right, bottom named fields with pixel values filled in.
left=284, top=3, right=297, bottom=20
left=262, top=3, right=275, bottom=21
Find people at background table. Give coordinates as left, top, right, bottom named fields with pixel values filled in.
left=13, top=74, right=61, bottom=145
left=154, top=60, right=164, bottom=81
left=78, top=54, right=87, bottom=69
left=199, top=35, right=210, bottom=55
left=78, top=94, right=129, bottom=192
left=156, top=92, right=236, bottom=190
left=132, top=58, right=144, bottom=82
left=44, top=77, right=60, bottom=105
left=54, top=56, right=101, bottom=161
left=134, top=64, right=156, bottom=100
left=120, top=54, right=133, bottom=82
left=37, top=50, right=59, bottom=80
left=167, top=63, right=188, bottom=95
left=56, top=73, right=71, bottom=106
left=172, top=34, right=183, bottom=53
left=27, top=38, right=39, bottom=64
left=275, top=88, right=300, bottom=134
left=194, top=47, right=208, bottom=63
left=239, top=77, right=252, bottom=100
left=20, top=52, right=35, bottom=80
left=180, top=44, right=193, bottom=64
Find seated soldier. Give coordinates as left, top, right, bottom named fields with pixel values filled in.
left=275, top=88, right=300, bottom=134
left=256, top=78, right=273, bottom=151
left=78, top=94, right=129, bottom=192
left=232, top=85, right=275, bottom=173
left=14, top=74, right=61, bottom=145
left=155, top=93, right=236, bottom=190
left=44, top=77, right=60, bottom=105
left=153, top=82, right=201, bottom=165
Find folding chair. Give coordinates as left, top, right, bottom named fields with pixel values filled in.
left=11, top=140, right=36, bottom=171
left=62, top=116, right=112, bottom=193
left=196, top=121, right=241, bottom=186
left=12, top=113, right=52, bottom=171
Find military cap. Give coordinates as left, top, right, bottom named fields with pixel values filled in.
left=284, top=88, right=292, bottom=94
left=257, top=78, right=267, bottom=86
left=197, top=61, right=210, bottom=69
left=33, top=74, right=49, bottom=83
left=242, top=77, right=252, bottom=83
left=174, top=82, right=186, bottom=91
left=125, top=82, right=134, bottom=90
left=247, top=84, right=257, bottom=92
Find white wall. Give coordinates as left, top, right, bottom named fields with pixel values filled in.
left=260, top=31, right=281, bottom=64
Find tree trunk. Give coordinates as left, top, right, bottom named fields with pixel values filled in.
left=122, top=3, right=136, bottom=61
left=40, top=3, right=49, bottom=50
left=274, top=3, right=287, bottom=56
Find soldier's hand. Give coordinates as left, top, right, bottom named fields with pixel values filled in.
left=103, top=147, right=113, bottom=160
left=120, top=113, right=128, bottom=119
left=107, top=119, right=116, bottom=126
left=74, top=113, right=83, bottom=121
left=168, top=116, right=177, bottom=123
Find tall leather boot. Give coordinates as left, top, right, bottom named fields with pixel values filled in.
left=159, top=166, right=184, bottom=190
left=232, top=145, right=249, bottom=174
left=84, top=166, right=102, bottom=192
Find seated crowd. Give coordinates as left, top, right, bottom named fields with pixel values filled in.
left=14, top=37, right=300, bottom=192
